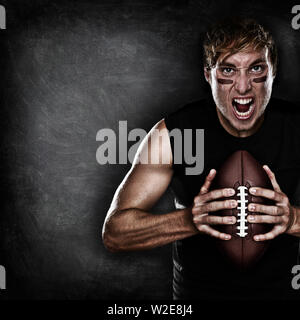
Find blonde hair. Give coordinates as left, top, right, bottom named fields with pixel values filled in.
left=203, top=18, right=278, bottom=76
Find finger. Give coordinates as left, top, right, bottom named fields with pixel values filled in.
left=247, top=214, right=284, bottom=224
left=248, top=203, right=285, bottom=216
left=249, top=187, right=286, bottom=203
left=199, top=169, right=216, bottom=195
left=193, top=213, right=236, bottom=225
left=253, top=225, right=283, bottom=241
left=194, top=188, right=235, bottom=205
left=195, top=224, right=231, bottom=240
left=263, top=165, right=282, bottom=193
left=192, top=199, right=237, bottom=214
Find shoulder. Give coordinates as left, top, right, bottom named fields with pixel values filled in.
left=269, top=97, right=300, bottom=116
left=164, top=98, right=211, bottom=130
left=268, top=97, right=300, bottom=129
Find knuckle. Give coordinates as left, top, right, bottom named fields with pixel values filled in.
left=225, top=200, right=230, bottom=208
left=221, top=216, right=227, bottom=224
left=192, top=205, right=200, bottom=214
left=282, top=215, right=289, bottom=225
left=220, top=233, right=230, bottom=240
left=192, top=214, right=199, bottom=222
left=258, top=205, right=264, bottom=213
left=208, top=216, right=215, bottom=224
left=206, top=191, right=214, bottom=200
left=194, top=196, right=200, bottom=204
left=271, top=191, right=276, bottom=200
left=225, top=200, right=235, bottom=208
left=202, top=215, right=209, bottom=224
left=208, top=230, right=216, bottom=237
left=197, top=224, right=205, bottom=232
left=201, top=186, right=208, bottom=193
left=211, top=232, right=219, bottom=239
left=265, top=234, right=273, bottom=240
left=265, top=232, right=273, bottom=240
left=283, top=197, right=289, bottom=205
left=255, top=216, right=262, bottom=223
left=206, top=202, right=213, bottom=211
left=205, top=176, right=211, bottom=182
left=212, top=189, right=222, bottom=199
left=197, top=214, right=204, bottom=222
left=193, top=203, right=201, bottom=211
left=274, top=216, right=281, bottom=223
left=222, top=188, right=232, bottom=197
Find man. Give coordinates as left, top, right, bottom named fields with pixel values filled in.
left=102, top=18, right=300, bottom=300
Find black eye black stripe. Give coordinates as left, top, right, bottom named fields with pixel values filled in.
left=217, top=76, right=267, bottom=85
left=217, top=78, right=234, bottom=84
left=252, top=76, right=267, bottom=83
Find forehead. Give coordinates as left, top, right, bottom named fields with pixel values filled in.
left=218, top=48, right=269, bottom=67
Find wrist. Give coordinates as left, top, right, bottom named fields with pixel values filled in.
left=287, top=206, right=300, bottom=236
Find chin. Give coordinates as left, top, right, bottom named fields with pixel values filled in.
left=217, top=98, right=265, bottom=136
left=229, top=113, right=261, bottom=133
left=231, top=121, right=255, bottom=132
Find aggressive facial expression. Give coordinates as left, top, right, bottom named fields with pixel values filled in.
left=205, top=48, right=275, bottom=137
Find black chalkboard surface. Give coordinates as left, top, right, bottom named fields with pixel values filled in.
left=0, top=0, right=300, bottom=299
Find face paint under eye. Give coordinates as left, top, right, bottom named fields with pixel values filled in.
left=252, top=75, right=267, bottom=83
left=217, top=78, right=234, bottom=84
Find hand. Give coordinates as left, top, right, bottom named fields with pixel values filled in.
left=192, top=169, right=237, bottom=240
left=247, top=165, right=296, bottom=241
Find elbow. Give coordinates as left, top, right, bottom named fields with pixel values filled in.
left=102, top=231, right=119, bottom=253
left=102, top=216, right=123, bottom=252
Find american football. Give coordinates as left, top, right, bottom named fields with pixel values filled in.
left=212, top=150, right=274, bottom=271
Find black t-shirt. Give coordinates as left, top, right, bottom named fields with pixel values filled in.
left=164, top=96, right=300, bottom=300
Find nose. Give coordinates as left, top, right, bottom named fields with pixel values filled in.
left=234, top=71, right=251, bottom=94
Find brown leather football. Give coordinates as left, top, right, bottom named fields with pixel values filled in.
left=212, top=150, right=273, bottom=271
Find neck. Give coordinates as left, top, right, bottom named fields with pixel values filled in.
left=216, top=108, right=265, bottom=138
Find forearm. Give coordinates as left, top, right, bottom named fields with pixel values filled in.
left=102, top=207, right=199, bottom=252
left=287, top=206, right=300, bottom=237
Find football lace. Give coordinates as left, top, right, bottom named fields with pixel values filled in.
left=236, top=186, right=248, bottom=237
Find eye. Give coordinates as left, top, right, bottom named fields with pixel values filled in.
left=220, top=67, right=235, bottom=76
left=250, top=65, right=265, bottom=73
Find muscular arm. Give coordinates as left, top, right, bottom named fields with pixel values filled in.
left=102, top=120, right=198, bottom=252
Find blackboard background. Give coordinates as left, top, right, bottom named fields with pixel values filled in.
left=0, top=0, right=300, bottom=299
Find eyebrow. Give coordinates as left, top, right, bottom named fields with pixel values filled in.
left=219, top=58, right=267, bottom=68
left=249, top=58, right=267, bottom=67
left=218, top=62, right=236, bottom=68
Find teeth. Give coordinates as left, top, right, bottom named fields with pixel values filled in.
left=234, top=98, right=253, bottom=104
left=234, top=104, right=254, bottom=117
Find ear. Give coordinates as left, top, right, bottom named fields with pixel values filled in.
left=204, top=67, right=211, bottom=84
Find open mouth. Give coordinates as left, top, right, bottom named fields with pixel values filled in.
left=232, top=97, right=255, bottom=120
